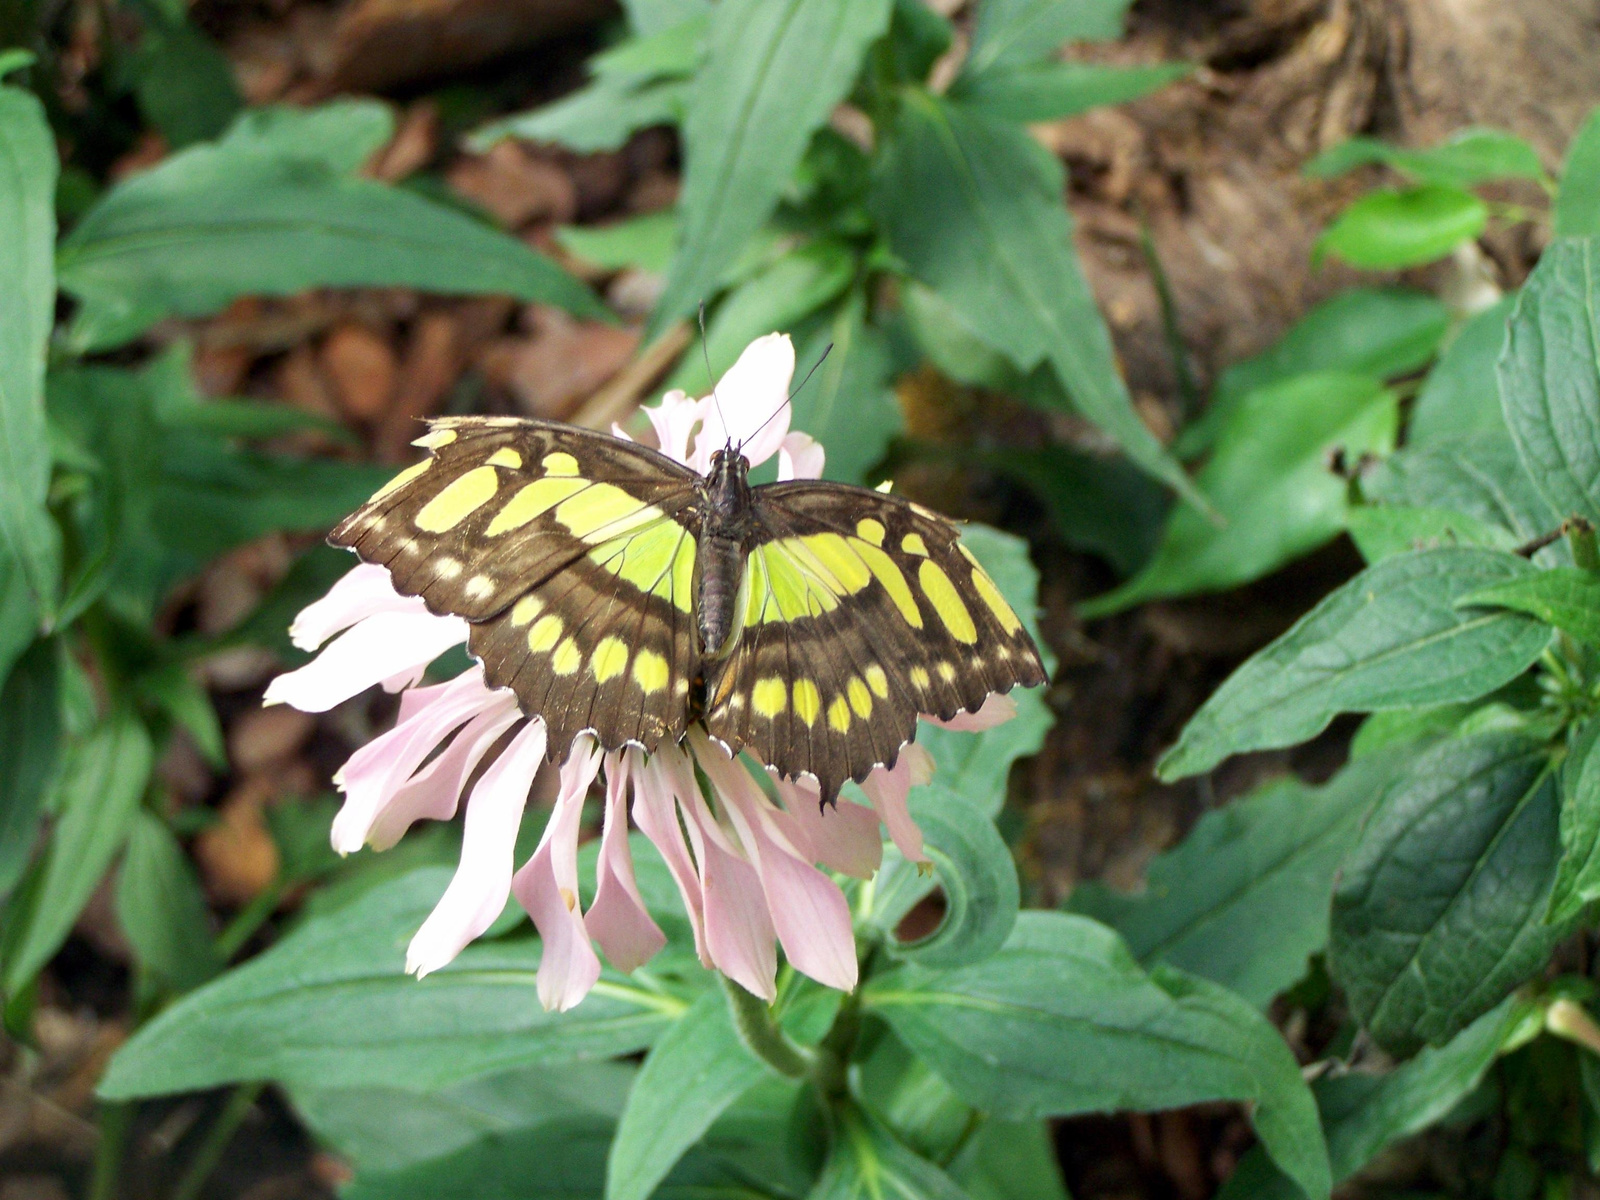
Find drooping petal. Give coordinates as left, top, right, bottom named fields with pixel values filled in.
left=659, top=745, right=778, bottom=999
left=925, top=692, right=1018, bottom=731
left=287, top=563, right=425, bottom=652
left=513, top=739, right=605, bottom=1012
left=366, top=699, right=522, bottom=851
left=775, top=776, right=882, bottom=879
left=858, top=744, right=933, bottom=865
left=777, top=431, right=825, bottom=481
left=631, top=751, right=709, bottom=965
left=693, top=333, right=795, bottom=469
left=692, top=733, right=857, bottom=992
left=405, top=718, right=547, bottom=978
left=585, top=749, right=667, bottom=972
left=264, top=610, right=468, bottom=713
left=329, top=668, right=501, bottom=854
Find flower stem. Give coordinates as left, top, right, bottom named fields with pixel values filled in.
left=170, top=1083, right=264, bottom=1200
left=719, top=975, right=811, bottom=1079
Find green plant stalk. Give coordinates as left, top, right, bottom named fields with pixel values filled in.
left=719, top=974, right=812, bottom=1079
left=214, top=878, right=286, bottom=962
left=169, top=1082, right=264, bottom=1200
left=88, top=1100, right=133, bottom=1200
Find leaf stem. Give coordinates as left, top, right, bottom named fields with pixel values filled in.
left=719, top=975, right=812, bottom=1079
left=88, top=1101, right=133, bottom=1200
left=169, top=1082, right=264, bottom=1200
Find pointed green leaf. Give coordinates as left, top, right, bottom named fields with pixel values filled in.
left=1408, top=295, right=1516, bottom=447
left=1458, top=566, right=1600, bottom=648
left=1499, top=235, right=1600, bottom=527
left=1306, top=129, right=1546, bottom=189
left=99, top=867, right=692, bottom=1099
left=865, top=912, right=1330, bottom=1200
left=1555, top=107, right=1600, bottom=237
left=605, top=988, right=765, bottom=1200
left=1329, top=732, right=1566, bottom=1055
left=0, top=83, right=60, bottom=620
left=1316, top=185, right=1487, bottom=270
left=0, top=640, right=59, bottom=903
left=873, top=93, right=1203, bottom=508
left=115, top=809, right=223, bottom=993
left=1549, top=715, right=1600, bottom=924
left=651, top=0, right=892, bottom=331
left=1159, top=548, right=1551, bottom=780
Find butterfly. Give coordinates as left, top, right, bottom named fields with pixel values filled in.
left=330, top=416, right=1047, bottom=803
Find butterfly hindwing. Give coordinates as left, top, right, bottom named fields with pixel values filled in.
left=332, top=417, right=702, bottom=756
left=702, top=483, right=1047, bottom=800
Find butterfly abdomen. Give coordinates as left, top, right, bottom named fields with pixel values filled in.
left=697, top=533, right=746, bottom=656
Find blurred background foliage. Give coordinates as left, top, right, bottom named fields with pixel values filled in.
left=5, top=0, right=1600, bottom=1197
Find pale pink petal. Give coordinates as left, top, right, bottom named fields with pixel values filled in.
left=642, top=388, right=706, bottom=466
left=405, top=718, right=547, bottom=978
left=367, top=700, right=521, bottom=851
left=661, top=746, right=778, bottom=998
left=585, top=749, right=667, bottom=972
left=693, top=333, right=795, bottom=469
left=925, top=693, right=1018, bottom=731
left=775, top=776, right=882, bottom=879
left=329, top=668, right=501, bottom=853
left=693, top=733, right=857, bottom=992
left=693, top=815, right=779, bottom=1001
left=513, top=739, right=605, bottom=1012
left=777, top=431, right=825, bottom=481
left=264, top=610, right=468, bottom=712
left=858, top=744, right=932, bottom=865
left=631, top=751, right=709, bottom=965
left=287, top=563, right=424, bottom=652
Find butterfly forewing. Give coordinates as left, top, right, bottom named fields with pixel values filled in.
left=332, top=417, right=703, bottom=755
left=701, top=483, right=1047, bottom=800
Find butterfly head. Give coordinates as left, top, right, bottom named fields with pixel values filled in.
left=705, top=446, right=752, bottom=521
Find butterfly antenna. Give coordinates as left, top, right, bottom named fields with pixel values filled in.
left=744, top=342, right=832, bottom=449
left=698, top=302, right=732, bottom=450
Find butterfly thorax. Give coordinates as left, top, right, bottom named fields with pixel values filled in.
left=696, top=447, right=755, bottom=657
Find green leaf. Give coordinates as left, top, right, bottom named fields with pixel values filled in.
left=471, top=78, right=687, bottom=155
left=961, top=0, right=1129, bottom=77
left=219, top=100, right=395, bottom=173
left=1217, top=995, right=1541, bottom=1200
left=1556, top=106, right=1600, bottom=237
left=624, top=0, right=711, bottom=38
left=1082, top=372, right=1397, bottom=615
left=946, top=1119, right=1069, bottom=1200
left=0, top=640, right=58, bottom=903
left=0, top=552, right=38, bottom=692
left=791, top=290, right=902, bottom=486
left=0, top=51, right=35, bottom=79
left=130, top=21, right=241, bottom=148
left=954, top=61, right=1189, bottom=123
left=57, top=107, right=603, bottom=352
left=136, top=662, right=225, bottom=767
left=663, top=238, right=857, bottom=393
left=1328, top=732, right=1565, bottom=1055
left=864, top=783, right=1020, bottom=970
left=1179, top=288, right=1447, bottom=459
left=865, top=912, right=1331, bottom=1200
left=1408, top=295, right=1516, bottom=447
left=1458, top=566, right=1600, bottom=649
left=1069, top=749, right=1406, bottom=1008
left=811, top=1101, right=975, bottom=1200
left=1347, top=504, right=1519, bottom=563
left=855, top=1029, right=975, bottom=1162
left=1, top=709, right=153, bottom=997
left=1499, top=236, right=1600, bottom=528
left=1363, top=430, right=1559, bottom=546
left=557, top=211, right=679, bottom=275
left=873, top=92, right=1203, bottom=509
left=0, top=83, right=60, bottom=621
left=1316, top=185, right=1488, bottom=270
left=606, top=989, right=765, bottom=1200
left=115, top=809, right=222, bottom=993
left=1306, top=129, right=1547, bottom=189
left=1159, top=548, right=1552, bottom=780
left=98, top=866, right=691, bottom=1099
left=978, top=444, right=1168, bottom=578
left=592, top=16, right=708, bottom=83
left=1549, top=715, right=1600, bottom=924
left=289, top=1061, right=637, bottom=1176
left=650, top=0, right=892, bottom=331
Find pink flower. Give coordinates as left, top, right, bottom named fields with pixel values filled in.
left=266, top=333, right=1019, bottom=1009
